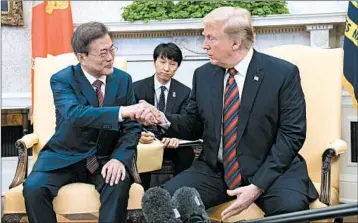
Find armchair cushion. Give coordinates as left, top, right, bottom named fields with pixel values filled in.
left=207, top=183, right=338, bottom=222
left=3, top=183, right=144, bottom=214
left=207, top=201, right=264, bottom=222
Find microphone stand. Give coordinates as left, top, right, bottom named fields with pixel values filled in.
left=237, top=202, right=358, bottom=223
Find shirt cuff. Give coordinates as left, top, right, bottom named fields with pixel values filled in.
left=118, top=108, right=123, bottom=122
left=159, top=112, right=171, bottom=129
left=252, top=183, right=264, bottom=194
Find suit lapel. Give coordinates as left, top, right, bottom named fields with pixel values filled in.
left=73, top=64, right=98, bottom=107
left=103, top=71, right=119, bottom=106
left=210, top=66, right=226, bottom=142
left=145, top=75, right=155, bottom=105
left=237, top=50, right=265, bottom=143
left=166, top=80, right=177, bottom=113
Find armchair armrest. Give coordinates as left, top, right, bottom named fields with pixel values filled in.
left=18, top=133, right=39, bottom=149
left=177, top=139, right=203, bottom=158
left=328, top=139, right=347, bottom=155
left=319, top=139, right=348, bottom=205
left=10, top=133, right=39, bottom=189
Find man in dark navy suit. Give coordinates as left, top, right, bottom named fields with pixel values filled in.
left=136, top=7, right=319, bottom=221
left=22, top=22, right=154, bottom=223
left=133, top=43, right=194, bottom=189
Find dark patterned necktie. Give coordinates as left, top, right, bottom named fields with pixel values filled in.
left=158, top=86, right=167, bottom=112
left=85, top=80, right=103, bottom=174
left=92, top=80, right=104, bottom=106
left=223, top=68, right=242, bottom=189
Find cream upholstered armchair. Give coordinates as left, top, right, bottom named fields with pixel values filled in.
left=207, top=45, right=348, bottom=222
left=2, top=53, right=147, bottom=222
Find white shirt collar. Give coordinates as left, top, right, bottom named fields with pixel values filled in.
left=154, top=74, right=171, bottom=91
left=232, top=48, right=254, bottom=76
left=81, top=66, right=106, bottom=86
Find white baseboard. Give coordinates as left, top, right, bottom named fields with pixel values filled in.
left=2, top=92, right=31, bottom=108
left=340, top=174, right=358, bottom=203
left=340, top=198, right=358, bottom=203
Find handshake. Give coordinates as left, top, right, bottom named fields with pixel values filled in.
left=121, top=100, right=167, bottom=126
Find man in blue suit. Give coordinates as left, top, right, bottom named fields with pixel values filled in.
left=23, top=22, right=149, bottom=223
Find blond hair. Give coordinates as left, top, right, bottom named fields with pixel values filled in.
left=203, top=7, right=254, bottom=50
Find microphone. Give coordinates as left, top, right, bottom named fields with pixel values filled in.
left=172, top=187, right=210, bottom=223
left=141, top=186, right=182, bottom=223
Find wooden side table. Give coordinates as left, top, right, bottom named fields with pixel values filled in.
left=1, top=107, right=31, bottom=136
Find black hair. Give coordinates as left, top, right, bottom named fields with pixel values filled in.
left=153, top=42, right=183, bottom=66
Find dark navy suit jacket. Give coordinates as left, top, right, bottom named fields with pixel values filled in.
left=165, top=50, right=318, bottom=199
left=33, top=63, right=141, bottom=175
left=133, top=75, right=191, bottom=115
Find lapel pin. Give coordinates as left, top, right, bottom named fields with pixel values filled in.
left=254, top=76, right=259, bottom=81
left=172, top=92, right=176, bottom=97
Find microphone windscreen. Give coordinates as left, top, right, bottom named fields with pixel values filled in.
left=172, top=187, right=210, bottom=222
left=142, top=187, right=182, bottom=223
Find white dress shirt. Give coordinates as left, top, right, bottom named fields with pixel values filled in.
left=154, top=74, right=171, bottom=110
left=81, top=66, right=123, bottom=122
left=82, top=67, right=107, bottom=96
left=217, top=48, right=254, bottom=162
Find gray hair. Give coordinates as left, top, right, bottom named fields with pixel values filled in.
left=71, top=21, right=110, bottom=55
left=203, top=7, right=254, bottom=50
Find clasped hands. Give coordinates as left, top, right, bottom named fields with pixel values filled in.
left=121, top=100, right=165, bottom=126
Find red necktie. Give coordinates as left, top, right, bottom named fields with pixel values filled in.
left=223, top=68, right=242, bottom=189
left=92, top=80, right=104, bottom=106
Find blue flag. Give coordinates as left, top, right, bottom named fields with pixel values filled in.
left=343, top=1, right=358, bottom=111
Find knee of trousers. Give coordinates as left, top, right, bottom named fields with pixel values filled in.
left=162, top=181, right=178, bottom=196
left=264, top=193, right=309, bottom=216
left=101, top=177, right=132, bottom=198
left=23, top=182, right=52, bottom=202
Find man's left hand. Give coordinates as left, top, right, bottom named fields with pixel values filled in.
left=161, top=137, right=179, bottom=149
left=101, top=159, right=126, bottom=186
left=221, top=184, right=263, bottom=220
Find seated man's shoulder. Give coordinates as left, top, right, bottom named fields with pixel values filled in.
left=133, top=76, right=152, bottom=88
left=260, top=51, right=296, bottom=73
left=51, top=65, right=75, bottom=82
left=195, top=62, right=223, bottom=78
left=197, top=62, right=215, bottom=71
left=113, top=67, right=131, bottom=79
left=172, top=78, right=190, bottom=93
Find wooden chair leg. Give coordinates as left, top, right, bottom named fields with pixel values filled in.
left=334, top=217, right=344, bottom=223
left=1, top=214, right=26, bottom=223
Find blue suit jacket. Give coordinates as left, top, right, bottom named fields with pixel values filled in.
left=33, top=63, right=141, bottom=175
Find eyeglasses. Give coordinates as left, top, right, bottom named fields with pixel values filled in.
left=87, top=46, right=118, bottom=60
